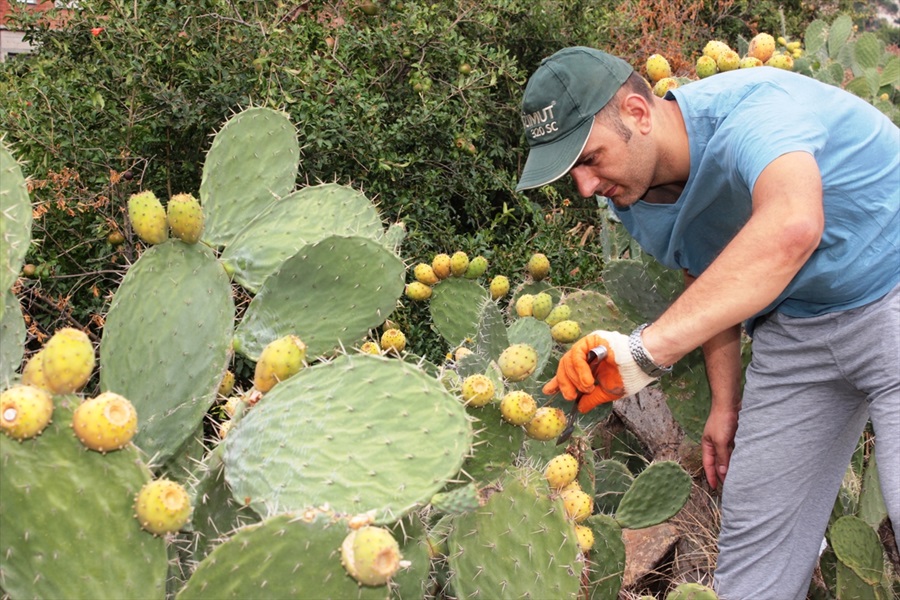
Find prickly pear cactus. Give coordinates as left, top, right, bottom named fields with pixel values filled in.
left=0, top=140, right=32, bottom=322
left=0, top=289, right=26, bottom=386
left=0, top=398, right=168, bottom=599
left=602, top=257, right=682, bottom=324
left=830, top=515, right=884, bottom=586
left=430, top=278, right=490, bottom=347
left=614, top=460, right=692, bottom=529
left=585, top=513, right=626, bottom=599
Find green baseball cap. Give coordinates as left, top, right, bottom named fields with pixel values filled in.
left=516, top=47, right=634, bottom=192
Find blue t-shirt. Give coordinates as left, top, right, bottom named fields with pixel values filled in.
left=611, top=68, right=900, bottom=333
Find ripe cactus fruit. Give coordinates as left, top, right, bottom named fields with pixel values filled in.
left=702, top=39, right=731, bottom=63
left=550, top=319, right=582, bottom=343
left=525, top=252, right=550, bottom=281
left=405, top=281, right=433, bottom=301
left=127, top=190, right=168, bottom=245
left=574, top=524, right=595, bottom=553
left=739, top=56, right=764, bottom=68
left=544, top=453, right=579, bottom=489
left=380, top=328, right=406, bottom=354
left=766, top=53, right=794, bottom=70
left=545, top=304, right=571, bottom=327
left=134, top=478, right=192, bottom=536
left=460, top=374, right=495, bottom=407
left=464, top=255, right=488, bottom=279
left=0, top=384, right=54, bottom=440
left=523, top=406, right=566, bottom=441
left=166, top=192, right=204, bottom=244
left=340, top=525, right=402, bottom=587
left=645, top=54, right=672, bottom=83
left=560, top=487, right=593, bottom=522
left=41, top=327, right=95, bottom=394
left=217, top=370, right=235, bottom=397
left=696, top=55, right=717, bottom=78
left=449, top=251, right=469, bottom=277
left=431, top=253, right=451, bottom=279
left=72, top=392, right=138, bottom=452
left=515, top=293, right=534, bottom=317
left=413, top=263, right=439, bottom=285
left=253, top=334, right=307, bottom=393
left=454, top=346, right=474, bottom=361
left=652, top=77, right=679, bottom=98
left=499, top=390, right=537, bottom=425
left=489, top=275, right=510, bottom=300
left=531, top=292, right=553, bottom=321
left=20, top=350, right=50, bottom=390
left=747, top=32, right=776, bottom=63
left=497, top=343, right=538, bottom=382
left=359, top=341, right=380, bottom=355
left=716, top=49, right=740, bottom=72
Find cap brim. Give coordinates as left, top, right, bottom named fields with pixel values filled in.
left=515, top=117, right=595, bottom=192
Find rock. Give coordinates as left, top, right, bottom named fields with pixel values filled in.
left=621, top=523, right=680, bottom=589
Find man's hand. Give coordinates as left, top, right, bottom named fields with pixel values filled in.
left=542, top=330, right=659, bottom=413
left=701, top=403, right=739, bottom=489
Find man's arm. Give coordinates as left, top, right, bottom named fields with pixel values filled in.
left=642, top=151, right=824, bottom=366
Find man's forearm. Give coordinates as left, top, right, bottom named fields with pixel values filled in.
left=702, top=324, right=743, bottom=411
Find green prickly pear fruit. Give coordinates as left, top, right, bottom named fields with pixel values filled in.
left=550, top=320, right=582, bottom=344
left=515, top=293, right=534, bottom=317
left=340, top=526, right=402, bottom=587
left=449, top=251, right=469, bottom=277
left=413, top=263, right=439, bottom=285
left=560, top=487, right=592, bottom=522
left=696, top=55, right=717, bottom=78
left=217, top=370, right=235, bottom=397
left=253, top=334, right=307, bottom=393
left=747, top=32, right=776, bottom=63
left=702, top=40, right=731, bottom=63
left=526, top=252, right=550, bottom=281
left=653, top=77, right=679, bottom=97
left=134, top=478, right=192, bottom=536
left=359, top=341, right=381, bottom=355
left=20, top=350, right=50, bottom=391
left=665, top=582, right=718, bottom=600
left=531, top=292, right=553, bottom=321
left=523, top=406, right=566, bottom=441
left=739, top=56, right=763, bottom=68
left=497, top=343, right=538, bottom=381
left=72, top=391, right=138, bottom=453
left=380, top=328, right=406, bottom=354
left=127, top=190, right=168, bottom=245
left=489, top=275, right=510, bottom=300
left=716, top=49, right=740, bottom=72
left=645, top=53, right=672, bottom=83
left=574, top=524, right=594, bottom=552
left=544, top=304, right=571, bottom=327
left=431, top=253, right=451, bottom=279
left=42, top=327, right=95, bottom=395
left=405, top=281, right=433, bottom=301
left=544, top=453, right=579, bottom=489
left=460, top=374, right=495, bottom=407
left=464, top=255, right=488, bottom=279
left=166, top=192, right=204, bottom=244
left=499, top=390, right=537, bottom=426
left=766, top=53, right=794, bottom=70
left=0, top=384, right=54, bottom=440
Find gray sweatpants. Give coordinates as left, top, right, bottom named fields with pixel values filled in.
left=714, top=285, right=900, bottom=600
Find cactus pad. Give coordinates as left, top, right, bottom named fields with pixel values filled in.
left=430, top=278, right=490, bottom=347
left=0, top=289, right=25, bottom=386
left=615, top=461, right=692, bottom=529
left=830, top=515, right=884, bottom=585
left=0, top=141, right=32, bottom=318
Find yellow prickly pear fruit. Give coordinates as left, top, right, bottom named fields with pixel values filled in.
left=786, top=40, right=802, bottom=51
left=766, top=53, right=794, bottom=70
left=449, top=251, right=469, bottom=277
left=217, top=370, right=235, bottom=397
left=0, top=384, right=54, bottom=440
left=134, top=478, right=192, bottom=536
left=127, top=190, right=168, bottom=245
left=72, top=392, right=138, bottom=453
left=380, top=328, right=406, bottom=354
left=253, top=334, right=307, bottom=393
left=739, top=56, right=763, bottom=68
left=702, top=40, right=731, bottom=63
left=696, top=55, right=717, bottom=78
left=218, top=419, right=233, bottom=440
left=544, top=304, right=571, bottom=327
left=560, top=480, right=582, bottom=494
left=716, top=49, right=740, bottom=72
left=531, top=292, right=553, bottom=321
left=222, top=395, right=242, bottom=418
left=652, top=77, right=679, bottom=98
left=460, top=374, right=495, bottom=407
left=561, top=487, right=593, bottom=522
left=20, top=350, right=50, bottom=391
left=499, top=390, right=537, bottom=426
left=166, top=193, right=204, bottom=244
left=777, top=36, right=788, bottom=46
left=405, top=281, right=433, bottom=301
left=413, top=263, right=439, bottom=285
left=550, top=320, right=582, bottom=344
left=454, top=346, right=474, bottom=361
left=489, top=275, right=510, bottom=300
left=544, top=453, right=579, bottom=489
left=464, top=255, right=488, bottom=279
left=431, top=253, right=451, bottom=279
left=791, top=48, right=803, bottom=59
left=340, top=526, right=402, bottom=586
left=645, top=53, right=672, bottom=83
left=748, top=32, right=776, bottom=63
left=525, top=252, right=550, bottom=281
left=497, top=343, right=538, bottom=382
left=574, top=524, right=595, bottom=552
left=42, top=327, right=95, bottom=395
left=515, top=294, right=534, bottom=317
left=524, top=406, right=566, bottom=441
left=359, top=341, right=381, bottom=355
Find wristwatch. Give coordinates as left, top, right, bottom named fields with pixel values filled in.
left=629, top=323, right=673, bottom=378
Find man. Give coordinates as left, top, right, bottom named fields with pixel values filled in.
left=516, top=46, right=899, bottom=599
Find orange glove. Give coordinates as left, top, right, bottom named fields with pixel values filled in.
left=542, top=331, right=658, bottom=413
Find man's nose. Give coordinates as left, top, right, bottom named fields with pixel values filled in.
left=570, top=167, right=598, bottom=199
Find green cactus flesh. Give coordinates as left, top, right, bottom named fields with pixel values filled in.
left=615, top=461, right=692, bottom=529
left=584, top=513, right=626, bottom=599
left=0, top=141, right=32, bottom=320
left=458, top=403, right=524, bottom=485
left=0, top=289, right=26, bottom=387
left=0, top=399, right=167, bottom=600
left=430, top=278, right=491, bottom=347
left=448, top=467, right=582, bottom=599
left=563, top=290, right=634, bottom=334
left=177, top=513, right=388, bottom=600
left=387, top=514, right=432, bottom=600
left=474, top=297, right=511, bottom=363
left=602, top=258, right=682, bottom=325
left=859, top=455, right=889, bottom=529
left=830, top=515, right=884, bottom=585
left=431, top=482, right=482, bottom=515
left=200, top=106, right=300, bottom=247
left=594, top=459, right=635, bottom=514
left=220, top=183, right=385, bottom=293
left=660, top=350, right=712, bottom=443
left=223, top=354, right=472, bottom=522
left=233, top=235, right=405, bottom=360
left=99, top=240, right=235, bottom=463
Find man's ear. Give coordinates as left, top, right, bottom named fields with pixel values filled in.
left=621, top=93, right=653, bottom=134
